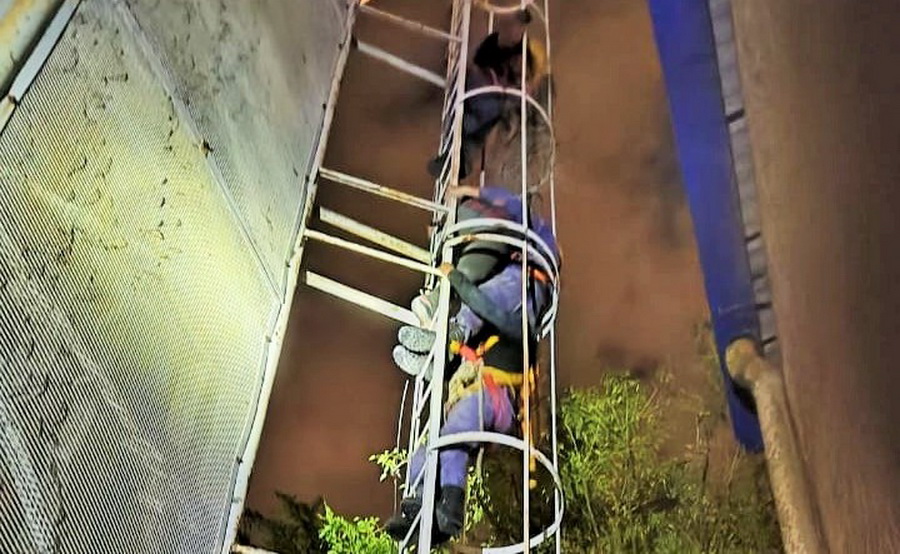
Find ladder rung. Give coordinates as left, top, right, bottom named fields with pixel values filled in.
left=304, top=228, right=442, bottom=277
left=355, top=40, right=446, bottom=88
left=319, top=167, right=449, bottom=214
left=359, top=4, right=461, bottom=43
left=319, top=207, right=431, bottom=264
left=305, top=271, right=420, bottom=327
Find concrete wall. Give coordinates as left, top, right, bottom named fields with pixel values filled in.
left=0, top=1, right=348, bottom=552
left=731, top=1, right=900, bottom=551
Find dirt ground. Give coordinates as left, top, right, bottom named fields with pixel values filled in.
left=246, top=0, right=715, bottom=520
left=732, top=2, right=900, bottom=550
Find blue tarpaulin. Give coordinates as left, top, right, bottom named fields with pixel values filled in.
left=647, top=0, right=763, bottom=451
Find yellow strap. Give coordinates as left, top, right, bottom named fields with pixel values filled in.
left=457, top=366, right=525, bottom=399
left=528, top=40, right=548, bottom=81
left=449, top=335, right=499, bottom=357
left=449, top=339, right=462, bottom=355
left=482, top=366, right=524, bottom=387
left=477, top=335, right=500, bottom=356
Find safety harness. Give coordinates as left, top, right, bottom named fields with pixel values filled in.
left=446, top=336, right=536, bottom=430
left=447, top=335, right=539, bottom=488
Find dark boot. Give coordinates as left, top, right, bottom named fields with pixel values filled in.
left=384, top=515, right=411, bottom=542
left=435, top=486, right=466, bottom=538
left=427, top=152, right=448, bottom=179
left=385, top=496, right=421, bottom=541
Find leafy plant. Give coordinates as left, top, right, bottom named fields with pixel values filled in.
left=464, top=460, right=490, bottom=533
left=369, top=448, right=408, bottom=483
left=239, top=493, right=326, bottom=554
left=240, top=368, right=781, bottom=554
left=556, top=374, right=781, bottom=553
left=318, top=504, right=395, bottom=554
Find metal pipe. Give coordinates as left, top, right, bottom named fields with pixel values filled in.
left=542, top=0, right=558, bottom=239
left=355, top=39, right=446, bottom=88
left=518, top=23, right=532, bottom=553
left=725, top=339, right=827, bottom=554
left=319, top=166, right=449, bottom=214
left=404, top=370, right=424, bottom=487
left=319, top=207, right=431, bottom=263
left=541, top=2, right=560, bottom=551
left=393, top=378, right=409, bottom=511
left=359, top=3, right=460, bottom=43
left=1, top=0, right=75, bottom=135
left=305, top=271, right=420, bottom=327
left=304, top=228, right=444, bottom=277
left=0, top=0, right=61, bottom=90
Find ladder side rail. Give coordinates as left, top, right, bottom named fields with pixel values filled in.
left=413, top=1, right=473, bottom=550
left=518, top=18, right=532, bottom=553
left=424, top=0, right=465, bottom=292
left=399, top=0, right=467, bottom=546
left=540, top=1, right=561, bottom=548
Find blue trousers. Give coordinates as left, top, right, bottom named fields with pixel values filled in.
left=454, top=263, right=549, bottom=341
left=408, top=386, right=515, bottom=491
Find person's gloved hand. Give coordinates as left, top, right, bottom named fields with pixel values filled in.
left=438, top=262, right=454, bottom=277
left=446, top=185, right=481, bottom=200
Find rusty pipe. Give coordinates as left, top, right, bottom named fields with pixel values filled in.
left=726, top=338, right=828, bottom=554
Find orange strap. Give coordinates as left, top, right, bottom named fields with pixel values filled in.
left=482, top=373, right=505, bottom=420
left=456, top=335, right=500, bottom=362
left=458, top=344, right=478, bottom=362
left=530, top=267, right=550, bottom=285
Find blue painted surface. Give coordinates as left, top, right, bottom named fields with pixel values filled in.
left=647, top=0, right=763, bottom=450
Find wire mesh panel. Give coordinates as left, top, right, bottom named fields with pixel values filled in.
left=123, top=0, right=349, bottom=292
left=0, top=0, right=346, bottom=552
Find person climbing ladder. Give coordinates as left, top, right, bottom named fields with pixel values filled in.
left=290, top=2, right=563, bottom=551
left=428, top=8, right=548, bottom=180
left=385, top=275, right=539, bottom=544
left=407, top=184, right=560, bottom=327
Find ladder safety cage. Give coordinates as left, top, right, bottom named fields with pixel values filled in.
left=296, top=1, right=564, bottom=552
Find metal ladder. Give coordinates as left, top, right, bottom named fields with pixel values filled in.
left=298, top=2, right=564, bottom=552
